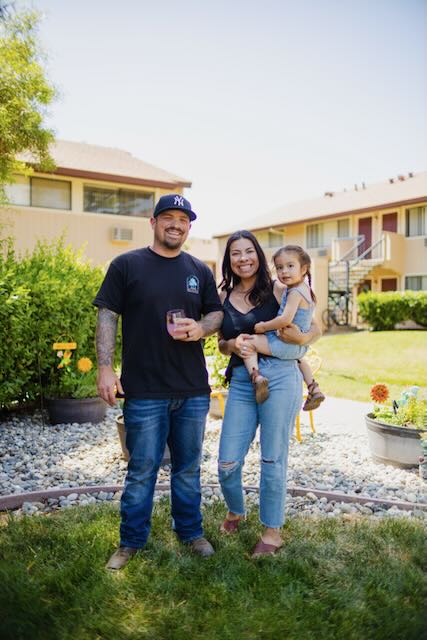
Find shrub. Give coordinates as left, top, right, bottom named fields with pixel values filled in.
left=357, top=290, right=427, bottom=331
left=203, top=335, right=229, bottom=389
left=0, top=236, right=117, bottom=409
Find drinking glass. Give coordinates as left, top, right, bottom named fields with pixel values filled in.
left=166, top=309, right=185, bottom=337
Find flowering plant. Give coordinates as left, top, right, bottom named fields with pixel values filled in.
left=46, top=344, right=98, bottom=399
left=371, top=384, right=426, bottom=431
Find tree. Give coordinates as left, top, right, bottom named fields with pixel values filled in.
left=0, top=5, right=56, bottom=202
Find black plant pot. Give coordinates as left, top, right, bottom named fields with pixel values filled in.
left=46, top=397, right=107, bottom=425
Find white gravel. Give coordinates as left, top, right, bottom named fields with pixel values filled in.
left=1, top=398, right=426, bottom=521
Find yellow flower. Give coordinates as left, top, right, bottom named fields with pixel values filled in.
left=77, top=357, right=93, bottom=373
left=370, top=383, right=389, bottom=404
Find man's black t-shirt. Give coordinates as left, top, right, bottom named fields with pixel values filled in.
left=93, top=247, right=222, bottom=399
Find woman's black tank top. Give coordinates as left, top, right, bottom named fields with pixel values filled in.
left=221, top=289, right=279, bottom=379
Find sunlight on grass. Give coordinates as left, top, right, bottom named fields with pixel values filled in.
left=0, top=500, right=426, bottom=640
left=315, top=330, right=426, bottom=402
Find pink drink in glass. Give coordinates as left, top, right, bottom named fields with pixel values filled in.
left=166, top=309, right=185, bottom=337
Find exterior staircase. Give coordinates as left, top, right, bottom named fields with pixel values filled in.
left=326, top=235, right=386, bottom=326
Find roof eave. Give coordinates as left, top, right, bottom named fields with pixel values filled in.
left=214, top=195, right=427, bottom=238
left=30, top=164, right=192, bottom=189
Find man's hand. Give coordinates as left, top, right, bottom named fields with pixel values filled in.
left=97, top=365, right=124, bottom=406
left=173, top=317, right=204, bottom=342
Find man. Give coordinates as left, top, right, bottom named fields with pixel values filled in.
left=93, top=194, right=223, bottom=570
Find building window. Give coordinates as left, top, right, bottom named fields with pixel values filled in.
left=306, top=223, right=324, bottom=249
left=83, top=186, right=154, bottom=217
left=5, top=175, right=70, bottom=209
left=405, top=275, right=427, bottom=291
left=405, top=206, right=426, bottom=237
left=31, top=178, right=71, bottom=210
left=337, top=218, right=349, bottom=238
left=5, top=175, right=31, bottom=205
left=268, top=231, right=284, bottom=248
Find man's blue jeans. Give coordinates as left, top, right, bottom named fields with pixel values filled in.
left=121, top=395, right=210, bottom=548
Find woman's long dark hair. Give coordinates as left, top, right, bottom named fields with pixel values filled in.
left=220, top=230, right=273, bottom=307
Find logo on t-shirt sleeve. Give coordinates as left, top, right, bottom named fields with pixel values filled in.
left=186, top=275, right=199, bottom=294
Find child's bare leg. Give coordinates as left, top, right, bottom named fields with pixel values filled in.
left=298, top=358, right=314, bottom=387
left=242, top=336, right=271, bottom=404
left=298, top=357, right=325, bottom=411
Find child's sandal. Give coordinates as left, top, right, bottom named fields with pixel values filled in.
left=251, top=368, right=270, bottom=404
left=303, top=379, right=325, bottom=411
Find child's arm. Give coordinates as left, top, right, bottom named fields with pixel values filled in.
left=254, top=290, right=302, bottom=334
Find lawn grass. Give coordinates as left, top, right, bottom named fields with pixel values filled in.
left=314, top=330, right=426, bottom=402
left=0, top=500, right=426, bottom=640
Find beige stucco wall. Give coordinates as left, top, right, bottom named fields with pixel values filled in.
left=0, top=173, right=217, bottom=270
left=215, top=200, right=427, bottom=327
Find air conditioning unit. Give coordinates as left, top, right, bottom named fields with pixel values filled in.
left=112, top=227, right=133, bottom=242
left=317, top=249, right=327, bottom=257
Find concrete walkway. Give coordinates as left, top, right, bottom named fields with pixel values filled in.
left=299, top=396, right=372, bottom=436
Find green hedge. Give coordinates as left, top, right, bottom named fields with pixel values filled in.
left=0, top=237, right=115, bottom=409
left=357, top=290, right=427, bottom=331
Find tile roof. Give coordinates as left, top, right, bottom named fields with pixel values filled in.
left=215, top=171, right=427, bottom=237
left=19, top=139, right=191, bottom=188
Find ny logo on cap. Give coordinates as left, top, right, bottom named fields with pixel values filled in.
left=174, top=196, right=185, bottom=207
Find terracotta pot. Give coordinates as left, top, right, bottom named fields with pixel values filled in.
left=116, top=415, right=171, bottom=465
left=46, top=397, right=107, bottom=425
left=365, top=413, right=426, bottom=468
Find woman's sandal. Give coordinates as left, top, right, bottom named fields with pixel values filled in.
left=251, top=537, right=283, bottom=558
left=220, top=516, right=244, bottom=534
left=251, top=368, right=270, bottom=404
left=303, top=379, right=325, bottom=411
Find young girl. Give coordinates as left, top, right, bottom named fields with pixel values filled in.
left=241, top=245, right=325, bottom=409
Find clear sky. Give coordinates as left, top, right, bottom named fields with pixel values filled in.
left=23, top=0, right=427, bottom=237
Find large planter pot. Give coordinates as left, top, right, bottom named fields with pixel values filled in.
left=365, top=413, right=426, bottom=468
left=116, top=415, right=171, bottom=465
left=209, top=389, right=228, bottom=419
left=46, top=397, right=107, bottom=425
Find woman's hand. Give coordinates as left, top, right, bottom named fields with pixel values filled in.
left=235, top=333, right=256, bottom=358
left=254, top=322, right=266, bottom=334
left=277, top=323, right=307, bottom=345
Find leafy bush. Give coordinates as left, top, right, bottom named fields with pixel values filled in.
left=0, top=236, right=116, bottom=409
left=357, top=291, right=427, bottom=331
left=203, top=335, right=229, bottom=389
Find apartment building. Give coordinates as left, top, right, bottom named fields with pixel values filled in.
left=1, top=140, right=217, bottom=272
left=214, top=172, right=427, bottom=328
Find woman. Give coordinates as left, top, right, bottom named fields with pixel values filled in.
left=217, top=230, right=320, bottom=557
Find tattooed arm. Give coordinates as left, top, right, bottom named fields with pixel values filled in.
left=96, top=307, right=123, bottom=406
left=174, top=310, right=224, bottom=342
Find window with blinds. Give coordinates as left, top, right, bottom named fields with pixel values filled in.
left=405, top=206, right=426, bottom=237
left=84, top=186, right=154, bottom=217
left=405, top=275, right=427, bottom=291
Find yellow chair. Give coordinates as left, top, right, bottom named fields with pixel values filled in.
left=295, top=347, right=322, bottom=443
left=210, top=389, right=226, bottom=418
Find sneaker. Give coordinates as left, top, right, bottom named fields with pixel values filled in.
left=187, top=537, right=215, bottom=557
left=106, top=546, right=138, bottom=570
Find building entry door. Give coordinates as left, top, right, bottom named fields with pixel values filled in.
left=358, top=217, right=372, bottom=257
left=381, top=278, right=398, bottom=291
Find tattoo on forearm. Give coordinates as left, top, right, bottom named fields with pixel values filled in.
left=199, top=311, right=224, bottom=337
left=96, top=308, right=119, bottom=366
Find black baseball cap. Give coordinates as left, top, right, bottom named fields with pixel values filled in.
left=153, top=194, right=197, bottom=221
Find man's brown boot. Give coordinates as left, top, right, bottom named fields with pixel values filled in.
left=106, top=546, right=138, bottom=570
left=187, top=537, right=215, bottom=557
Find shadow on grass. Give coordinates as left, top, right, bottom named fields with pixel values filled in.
left=0, top=500, right=426, bottom=640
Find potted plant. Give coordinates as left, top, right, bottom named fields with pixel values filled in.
left=45, top=342, right=106, bottom=424
left=204, top=335, right=229, bottom=419
left=366, top=384, right=427, bottom=468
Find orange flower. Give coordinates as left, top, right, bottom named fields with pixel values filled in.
left=370, top=383, right=389, bottom=404
left=77, top=357, right=93, bottom=373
